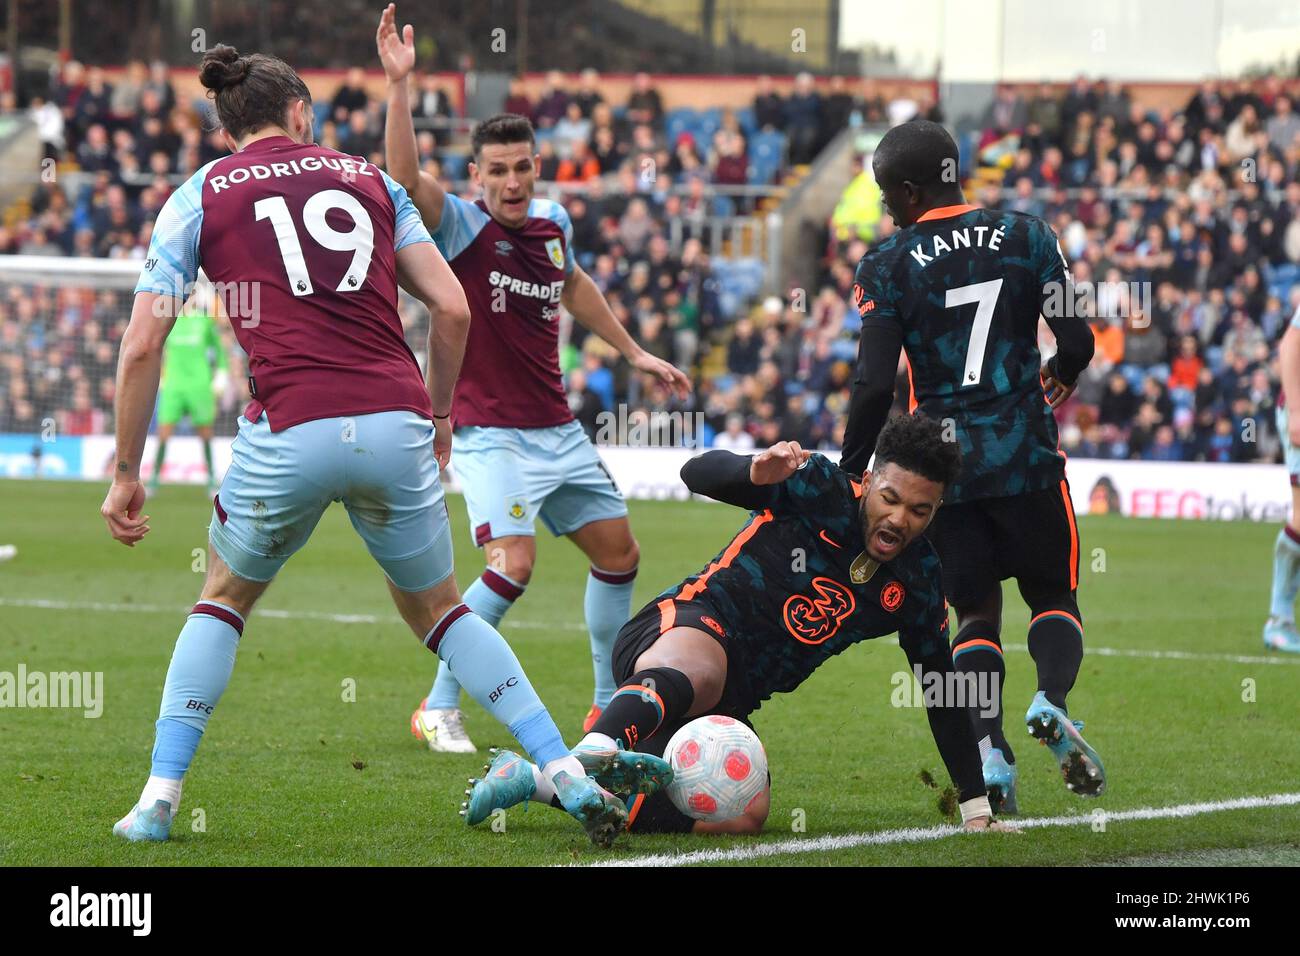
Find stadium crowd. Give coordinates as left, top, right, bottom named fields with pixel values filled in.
left=3, top=65, right=1300, bottom=468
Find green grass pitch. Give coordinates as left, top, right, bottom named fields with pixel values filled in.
left=1, top=478, right=1297, bottom=866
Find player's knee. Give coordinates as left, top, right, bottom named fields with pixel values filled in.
left=686, top=664, right=725, bottom=714
left=608, top=537, right=640, bottom=574
left=485, top=545, right=534, bottom=585
left=741, top=787, right=770, bottom=832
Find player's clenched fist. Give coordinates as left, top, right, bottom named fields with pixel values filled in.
left=749, top=441, right=812, bottom=485
left=100, top=480, right=151, bottom=547
left=376, top=3, right=416, bottom=83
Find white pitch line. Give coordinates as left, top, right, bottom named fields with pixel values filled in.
left=581, top=792, right=1300, bottom=868
left=0, top=596, right=553, bottom=630
left=2, top=595, right=1298, bottom=663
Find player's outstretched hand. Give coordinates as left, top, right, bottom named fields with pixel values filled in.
left=433, top=416, right=452, bottom=470
left=101, top=480, right=151, bottom=548
left=1041, top=362, right=1076, bottom=409
left=750, top=441, right=811, bottom=485
left=376, top=3, right=416, bottom=83
left=631, top=350, right=692, bottom=401
left=963, top=815, right=1019, bottom=832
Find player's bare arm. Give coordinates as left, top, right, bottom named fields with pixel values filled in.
left=840, top=320, right=903, bottom=476
left=395, top=240, right=470, bottom=467
left=100, top=292, right=180, bottom=546
left=377, top=3, right=445, bottom=228
left=561, top=264, right=692, bottom=400
left=1038, top=241, right=1095, bottom=409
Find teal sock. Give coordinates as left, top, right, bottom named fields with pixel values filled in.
left=1270, top=525, right=1300, bottom=620
left=150, top=601, right=243, bottom=779
left=425, top=604, right=567, bottom=766
left=151, top=439, right=167, bottom=483
left=585, top=565, right=637, bottom=709
left=426, top=569, right=524, bottom=709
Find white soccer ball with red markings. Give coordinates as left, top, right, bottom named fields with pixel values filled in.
left=664, top=715, right=768, bottom=822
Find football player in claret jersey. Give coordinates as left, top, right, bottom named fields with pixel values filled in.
left=378, top=5, right=692, bottom=752
left=460, top=415, right=1011, bottom=834
left=1265, top=302, right=1300, bottom=653
left=100, top=44, right=667, bottom=848
left=840, top=120, right=1101, bottom=814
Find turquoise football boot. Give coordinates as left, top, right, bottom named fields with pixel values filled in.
left=112, top=799, right=174, bottom=842
left=983, top=747, right=1019, bottom=815
left=460, top=748, right=536, bottom=826
left=460, top=748, right=628, bottom=847
left=1263, top=618, right=1300, bottom=653
left=572, top=739, right=674, bottom=797
left=1025, top=691, right=1105, bottom=797
left=551, top=771, right=628, bottom=848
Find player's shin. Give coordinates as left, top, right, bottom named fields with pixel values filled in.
left=138, top=602, right=243, bottom=817
left=582, top=666, right=694, bottom=751
left=1025, top=605, right=1083, bottom=710
left=425, top=569, right=525, bottom=709
left=950, top=623, right=1010, bottom=760
left=1269, top=525, right=1300, bottom=621
left=585, top=565, right=637, bottom=710
left=426, top=603, right=574, bottom=771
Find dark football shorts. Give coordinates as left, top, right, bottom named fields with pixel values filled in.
left=928, top=479, right=1080, bottom=609
left=611, top=597, right=766, bottom=834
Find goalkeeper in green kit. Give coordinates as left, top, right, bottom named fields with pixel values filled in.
left=150, top=295, right=229, bottom=495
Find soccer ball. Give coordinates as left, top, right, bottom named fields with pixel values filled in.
left=664, top=715, right=768, bottom=822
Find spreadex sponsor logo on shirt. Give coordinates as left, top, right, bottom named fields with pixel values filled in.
left=208, top=156, right=376, bottom=193
left=488, top=270, right=566, bottom=303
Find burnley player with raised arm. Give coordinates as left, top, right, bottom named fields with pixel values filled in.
left=101, top=44, right=666, bottom=848
left=839, top=120, right=1101, bottom=814
left=378, top=5, right=692, bottom=753
left=459, top=415, right=1014, bottom=835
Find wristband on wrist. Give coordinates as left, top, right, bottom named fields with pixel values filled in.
left=432, top=410, right=451, bottom=421
left=959, top=795, right=992, bottom=824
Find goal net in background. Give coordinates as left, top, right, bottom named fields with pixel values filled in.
left=0, top=254, right=432, bottom=483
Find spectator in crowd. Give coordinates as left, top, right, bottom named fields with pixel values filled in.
left=534, top=71, right=570, bottom=128
left=753, top=75, right=783, bottom=131
left=625, top=72, right=663, bottom=129
left=503, top=76, right=534, bottom=122
left=330, top=66, right=370, bottom=123
left=783, top=72, right=822, bottom=165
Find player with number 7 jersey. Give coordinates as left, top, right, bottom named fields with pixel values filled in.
left=102, top=44, right=666, bottom=850
left=839, top=121, right=1100, bottom=819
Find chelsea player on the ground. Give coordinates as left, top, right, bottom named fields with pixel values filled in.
left=840, top=121, right=1101, bottom=814
left=102, top=43, right=665, bottom=849
left=462, top=415, right=1012, bottom=835
left=378, top=5, right=691, bottom=753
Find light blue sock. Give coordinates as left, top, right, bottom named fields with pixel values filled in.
left=427, top=604, right=567, bottom=767
left=1270, top=525, right=1300, bottom=620
left=426, top=569, right=524, bottom=709
left=150, top=601, right=243, bottom=779
left=585, top=565, right=637, bottom=709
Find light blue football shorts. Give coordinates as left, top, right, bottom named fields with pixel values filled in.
left=452, top=420, right=628, bottom=546
left=1279, top=404, right=1300, bottom=484
left=209, top=410, right=454, bottom=591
